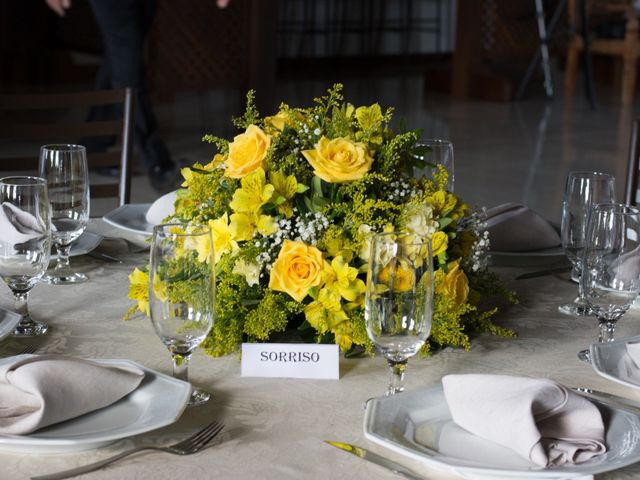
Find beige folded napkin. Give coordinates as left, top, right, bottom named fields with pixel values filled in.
left=486, top=203, right=560, bottom=252
left=146, top=190, right=177, bottom=225
left=0, top=355, right=145, bottom=435
left=0, top=202, right=47, bottom=245
left=442, top=374, right=606, bottom=467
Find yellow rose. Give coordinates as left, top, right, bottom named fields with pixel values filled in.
left=431, top=231, right=449, bottom=257
left=442, top=260, right=469, bottom=306
left=302, top=136, right=373, bottom=183
left=268, top=239, right=324, bottom=302
left=378, top=259, right=415, bottom=293
left=224, top=125, right=271, bottom=179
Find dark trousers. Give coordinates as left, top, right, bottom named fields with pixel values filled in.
left=88, top=0, right=173, bottom=171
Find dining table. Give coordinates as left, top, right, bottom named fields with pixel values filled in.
left=3, top=219, right=640, bottom=480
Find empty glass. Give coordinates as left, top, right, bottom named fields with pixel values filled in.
left=559, top=171, right=615, bottom=316
left=0, top=177, right=51, bottom=336
left=365, top=232, right=433, bottom=395
left=412, top=139, right=454, bottom=192
left=39, top=144, right=90, bottom=285
left=577, top=203, right=640, bottom=362
left=149, top=224, right=216, bottom=407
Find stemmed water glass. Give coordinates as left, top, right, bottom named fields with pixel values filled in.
left=412, top=139, right=454, bottom=191
left=365, top=232, right=434, bottom=396
left=559, top=171, right=615, bottom=316
left=39, top=144, right=90, bottom=284
left=0, top=177, right=51, bottom=336
left=577, top=203, right=640, bottom=362
left=149, top=224, right=216, bottom=407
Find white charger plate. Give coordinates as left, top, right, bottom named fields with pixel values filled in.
left=364, top=384, right=640, bottom=479
left=489, top=246, right=569, bottom=268
left=0, top=307, right=21, bottom=343
left=0, top=357, right=191, bottom=454
left=103, top=204, right=153, bottom=236
left=590, top=335, right=640, bottom=389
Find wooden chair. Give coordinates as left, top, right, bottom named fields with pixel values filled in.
left=624, top=118, right=640, bottom=204
left=0, top=88, right=135, bottom=206
left=565, top=0, right=640, bottom=106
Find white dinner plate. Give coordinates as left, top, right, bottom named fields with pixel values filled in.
left=51, top=232, right=103, bottom=259
left=103, top=204, right=154, bottom=236
left=590, top=335, right=640, bottom=389
left=0, top=357, right=191, bottom=454
left=0, top=307, right=21, bottom=343
left=364, top=384, right=640, bottom=479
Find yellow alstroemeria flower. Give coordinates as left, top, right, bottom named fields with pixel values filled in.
left=208, top=213, right=239, bottom=263
left=127, top=268, right=150, bottom=316
left=230, top=212, right=277, bottom=242
left=304, top=300, right=328, bottom=334
left=229, top=168, right=274, bottom=214
left=324, top=256, right=365, bottom=303
left=269, top=171, right=302, bottom=218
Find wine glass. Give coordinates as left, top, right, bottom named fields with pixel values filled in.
left=0, top=176, right=51, bottom=336
left=149, top=224, right=216, bottom=407
left=365, top=232, right=433, bottom=395
left=578, top=203, right=640, bottom=362
left=38, top=144, right=90, bottom=285
left=412, top=139, right=454, bottom=191
left=559, top=171, right=615, bottom=316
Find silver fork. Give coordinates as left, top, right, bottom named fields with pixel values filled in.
left=0, top=344, right=37, bottom=358
left=31, top=421, right=224, bottom=480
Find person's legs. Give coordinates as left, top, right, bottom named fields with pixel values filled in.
left=89, top=0, right=176, bottom=189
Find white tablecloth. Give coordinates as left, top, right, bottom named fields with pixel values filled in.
left=2, top=220, right=640, bottom=480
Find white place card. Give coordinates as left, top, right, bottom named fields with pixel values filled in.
left=241, top=343, right=339, bottom=380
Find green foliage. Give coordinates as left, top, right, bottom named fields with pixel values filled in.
left=232, top=90, right=261, bottom=130
left=244, top=290, right=302, bottom=341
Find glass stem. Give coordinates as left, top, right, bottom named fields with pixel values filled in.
left=598, top=319, right=617, bottom=343
left=576, top=265, right=585, bottom=300
left=14, top=291, right=31, bottom=325
left=171, top=352, right=192, bottom=383
left=386, top=359, right=407, bottom=396
left=55, top=243, right=72, bottom=272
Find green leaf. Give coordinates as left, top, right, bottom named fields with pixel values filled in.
left=296, top=183, right=310, bottom=194
left=438, top=217, right=453, bottom=229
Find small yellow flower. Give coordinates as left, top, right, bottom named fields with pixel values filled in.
left=224, top=125, right=271, bottom=178
left=209, top=213, right=239, bottom=263
left=203, top=153, right=225, bottom=171
left=302, top=136, right=373, bottom=183
left=127, top=268, right=150, bottom=316
left=229, top=168, right=274, bottom=214
left=232, top=258, right=261, bottom=287
left=269, top=240, right=324, bottom=302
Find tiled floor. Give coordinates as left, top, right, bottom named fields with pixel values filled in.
left=132, top=72, right=637, bottom=224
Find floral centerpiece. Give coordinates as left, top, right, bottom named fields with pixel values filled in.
left=127, top=84, right=515, bottom=357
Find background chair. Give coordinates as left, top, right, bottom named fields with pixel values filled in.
left=0, top=88, right=135, bottom=207
left=624, top=118, right=640, bottom=204
left=565, top=0, right=640, bottom=106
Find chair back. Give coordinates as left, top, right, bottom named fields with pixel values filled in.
left=625, top=118, right=640, bottom=205
left=0, top=88, right=135, bottom=206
